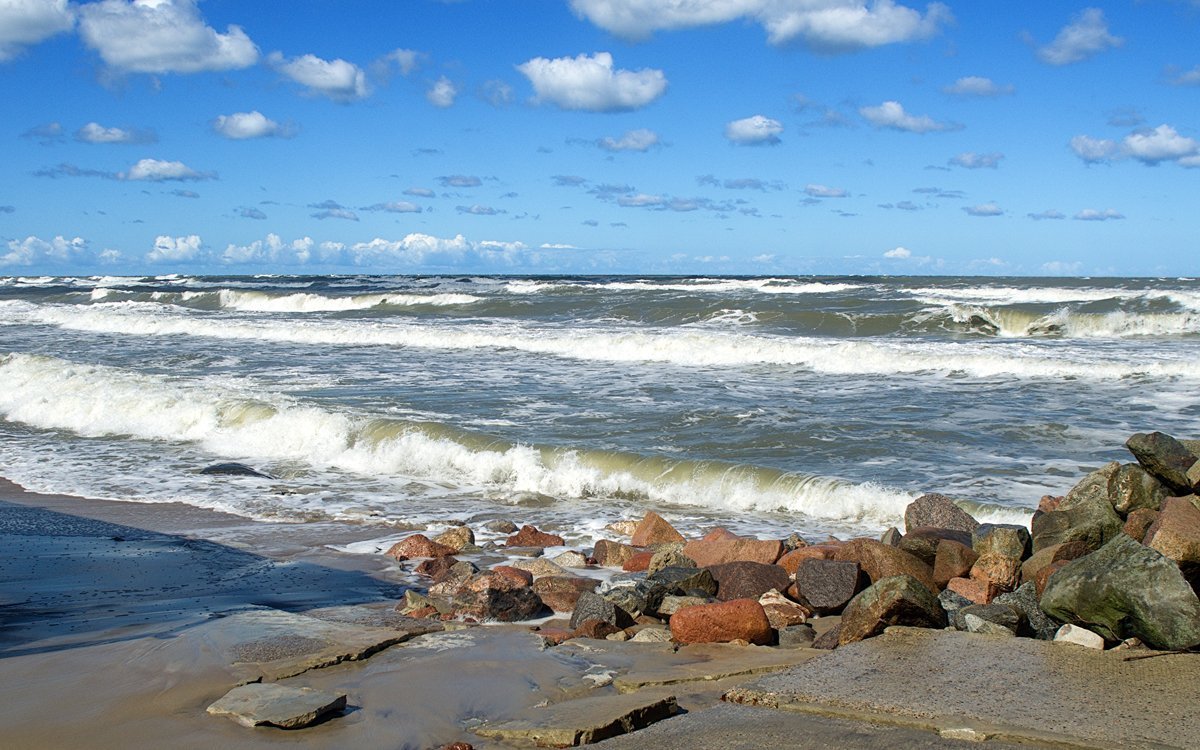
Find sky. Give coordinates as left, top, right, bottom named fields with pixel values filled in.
left=1, top=0, right=1198, bottom=277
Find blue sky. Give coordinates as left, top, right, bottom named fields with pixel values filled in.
left=1, top=0, right=1198, bottom=276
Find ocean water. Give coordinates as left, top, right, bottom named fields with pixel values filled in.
left=1, top=274, right=1197, bottom=549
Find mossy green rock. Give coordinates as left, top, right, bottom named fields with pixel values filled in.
left=1031, top=466, right=1123, bottom=553
left=1040, top=533, right=1200, bottom=650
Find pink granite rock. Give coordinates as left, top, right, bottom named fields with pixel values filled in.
left=669, top=599, right=773, bottom=646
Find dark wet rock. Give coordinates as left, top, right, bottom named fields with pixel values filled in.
left=1040, top=533, right=1200, bottom=650
left=834, top=539, right=937, bottom=593
left=937, top=588, right=973, bottom=621
left=532, top=576, right=600, bottom=613
left=669, top=598, right=774, bottom=645
left=706, top=561, right=791, bottom=602
left=932, top=539, right=978, bottom=590
left=1111, top=463, right=1167, bottom=515
left=207, top=683, right=346, bottom=729
left=954, top=603, right=1020, bottom=634
left=812, top=623, right=842, bottom=649
left=904, top=493, right=980, bottom=535
left=1126, top=431, right=1198, bottom=495
left=1144, top=495, right=1200, bottom=567
left=1031, top=470, right=1123, bottom=554
left=972, top=524, right=1031, bottom=560
left=458, top=586, right=546, bottom=622
left=838, top=574, right=946, bottom=646
left=570, top=591, right=634, bottom=630
left=646, top=566, right=718, bottom=598
left=506, top=525, right=565, bottom=548
left=200, top=462, right=272, bottom=478
left=599, top=573, right=668, bottom=618
left=630, top=511, right=685, bottom=547
left=777, top=623, right=817, bottom=647
left=995, top=582, right=1059, bottom=640
left=415, top=556, right=459, bottom=579
left=792, top=559, right=863, bottom=613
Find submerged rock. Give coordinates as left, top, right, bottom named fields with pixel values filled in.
left=207, top=683, right=346, bottom=729
left=200, top=462, right=272, bottom=478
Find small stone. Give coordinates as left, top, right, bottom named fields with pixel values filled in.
left=945, top=576, right=997, bottom=605
left=939, top=728, right=993, bottom=742
left=629, top=626, right=673, bottom=643
left=994, top=582, right=1057, bottom=640
left=491, top=565, right=535, bottom=588
left=956, top=604, right=1019, bottom=635
left=904, top=493, right=980, bottom=535
left=483, top=519, right=518, bottom=534
left=433, top=526, right=475, bottom=552
left=1054, top=623, right=1105, bottom=650
left=646, top=566, right=718, bottom=598
left=551, top=550, right=590, bottom=569
left=776, top=623, right=817, bottom=648
left=630, top=511, right=686, bottom=547
left=811, top=623, right=842, bottom=650
left=506, top=525, right=565, bottom=548
left=387, top=534, right=457, bottom=561
left=207, top=683, right=347, bottom=729
left=669, top=598, right=773, bottom=645
left=605, top=630, right=630, bottom=641
left=783, top=532, right=808, bottom=551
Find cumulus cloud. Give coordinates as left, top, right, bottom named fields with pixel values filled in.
left=269, top=51, right=369, bottom=102
left=341, top=233, right=531, bottom=267
left=427, top=75, right=458, bottom=107
left=146, top=234, right=201, bottom=262
left=74, top=121, right=156, bottom=144
left=1074, top=208, right=1124, bottom=221
left=121, top=158, right=211, bottom=181
left=78, top=0, right=257, bottom=74
left=212, top=111, right=287, bottom=139
left=860, top=101, right=958, bottom=133
left=883, top=246, right=911, bottom=259
left=517, top=52, right=667, bottom=112
left=1034, top=8, right=1122, bottom=66
left=942, top=76, right=1014, bottom=96
left=1, top=234, right=86, bottom=267
left=598, top=128, right=660, bottom=152
left=223, top=234, right=313, bottom=264
left=0, top=0, right=75, bottom=61
left=949, top=151, right=1003, bottom=169
left=568, top=0, right=951, bottom=52
left=1069, top=134, right=1119, bottom=163
left=1071, top=125, right=1199, bottom=167
left=963, top=202, right=1003, bottom=217
left=724, top=115, right=783, bottom=145
left=1028, top=209, right=1065, bottom=221
left=804, top=184, right=848, bottom=198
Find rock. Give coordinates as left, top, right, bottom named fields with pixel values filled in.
left=598, top=573, right=667, bottom=618
left=605, top=629, right=630, bottom=642
left=207, top=683, right=347, bottom=729
left=433, top=525, right=475, bottom=552
left=969, top=552, right=1021, bottom=597
left=777, top=623, right=817, bottom=647
left=1020, top=541, right=1089, bottom=589
left=629, top=626, right=673, bottom=643
left=200, top=462, right=272, bottom=479
left=569, top=591, right=634, bottom=630
left=483, top=519, right=518, bottom=534
left=465, top=570, right=528, bottom=594
left=646, top=566, right=718, bottom=598
left=777, top=544, right=839, bottom=574
left=1033, top=560, right=1071, bottom=598
left=945, top=576, right=998, bottom=605
left=1054, top=623, right=1105, bottom=650
left=783, top=532, right=808, bottom=551
left=899, top=527, right=973, bottom=567
left=811, top=623, right=842, bottom=649
left=669, top=599, right=774, bottom=645
left=995, top=582, right=1058, bottom=640
left=1031, top=470, right=1123, bottom=553
left=504, top=546, right=546, bottom=558
left=532, top=576, right=599, bottom=612
left=490, top=565, right=534, bottom=588
left=573, top=619, right=622, bottom=639
left=702, top=527, right=741, bottom=542
left=429, top=560, right=480, bottom=597
left=1040, top=533, right=1200, bottom=650
left=511, top=558, right=569, bottom=579
left=605, top=519, right=639, bottom=537
left=880, top=527, right=902, bottom=547
left=706, top=561, right=791, bottom=602
left=972, top=524, right=1031, bottom=559
left=838, top=574, right=946, bottom=646
left=932, top=539, right=978, bottom=590
left=1111, top=463, right=1167, bottom=515
left=630, top=511, right=686, bottom=547
left=658, top=595, right=711, bottom=616
left=646, top=545, right=695, bottom=575
left=834, top=539, right=937, bottom=593
left=387, top=534, right=457, bottom=561
left=1144, top=496, right=1200, bottom=566
left=963, top=613, right=1017, bottom=637
left=458, top=585, right=546, bottom=622
left=937, top=588, right=973, bottom=621
left=621, top=551, right=654, bottom=572
left=759, top=589, right=811, bottom=629
left=506, top=525, right=565, bottom=548
left=474, top=692, right=678, bottom=747
left=791, top=559, right=863, bottom=613
left=551, top=550, right=590, bottom=569
left=904, top=493, right=980, bottom=535
left=592, top=539, right=640, bottom=568
left=415, top=556, right=459, bottom=578
left=1126, top=431, right=1198, bottom=494
left=955, top=603, right=1019, bottom=635
left=1124, top=508, right=1160, bottom=542
left=683, top=538, right=783, bottom=567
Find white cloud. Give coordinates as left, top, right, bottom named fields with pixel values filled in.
left=343, top=233, right=530, bottom=266
left=568, top=0, right=951, bottom=51
left=223, top=234, right=313, bottom=264
left=482, top=79, right=514, bottom=107
left=75, top=122, right=154, bottom=144
left=1069, top=134, right=1118, bottom=163
left=724, top=114, right=783, bottom=145
left=0, top=0, right=75, bottom=61
left=1074, top=208, right=1124, bottom=221
left=860, top=101, right=957, bottom=133
left=1041, top=260, right=1082, bottom=275
left=517, top=52, right=667, bottom=112
left=119, top=158, right=209, bottom=181
left=942, top=76, right=1013, bottom=96
left=963, top=202, right=1003, bottom=217
left=1035, top=8, right=1122, bottom=66
left=383, top=48, right=422, bottom=76
left=617, top=193, right=666, bottom=207
left=364, top=200, right=423, bottom=214
left=212, top=111, right=284, bottom=139
left=269, top=51, right=370, bottom=102
left=883, top=246, right=911, bottom=259
left=78, top=0, right=257, bottom=74
left=427, top=75, right=458, bottom=107
left=1, top=234, right=85, bottom=266
left=146, top=234, right=201, bottom=262
left=1028, top=209, right=1066, bottom=221
left=1168, top=65, right=1200, bottom=87
left=949, top=151, right=1003, bottom=169
left=804, top=183, right=848, bottom=198
left=598, top=128, right=660, bottom=152
left=1122, top=124, right=1199, bottom=165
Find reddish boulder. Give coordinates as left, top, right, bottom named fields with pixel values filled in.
left=683, top=538, right=783, bottom=567
left=1033, top=560, right=1072, bottom=598
left=506, top=525, right=565, bottom=548
left=669, top=599, right=773, bottom=646
left=1124, top=508, right=1160, bottom=542
left=969, top=552, right=1021, bottom=596
left=1019, top=541, right=1089, bottom=588
left=415, top=555, right=460, bottom=578
left=465, top=570, right=527, bottom=594
left=932, top=540, right=978, bottom=590
left=702, top=528, right=742, bottom=542
left=834, top=539, right=937, bottom=592
left=945, top=576, right=999, bottom=605
left=777, top=544, right=839, bottom=574
left=903, top=493, right=980, bottom=535
left=1038, top=495, right=1064, bottom=514
left=622, top=551, right=654, bottom=572
left=532, top=575, right=600, bottom=612
left=706, top=561, right=791, bottom=602
left=387, top=534, right=457, bottom=561
left=572, top=618, right=621, bottom=640
left=1144, top=496, right=1200, bottom=566
left=592, top=539, right=641, bottom=568
left=630, top=511, right=686, bottom=547
left=491, top=565, right=534, bottom=588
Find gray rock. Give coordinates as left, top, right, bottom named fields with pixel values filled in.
left=658, top=594, right=712, bottom=616
left=995, top=582, right=1059, bottom=640
left=200, top=462, right=272, bottom=478
left=838, top=574, right=946, bottom=646
left=1032, top=468, right=1123, bottom=553
left=880, top=527, right=903, bottom=547
left=646, top=544, right=695, bottom=575
left=955, top=603, right=1020, bottom=634
left=963, top=613, right=1017, bottom=637
left=1127, top=431, right=1198, bottom=494
left=207, top=683, right=347, bottom=729
left=903, top=493, right=980, bottom=535
left=972, top=524, right=1031, bottom=560
left=783, top=532, right=809, bottom=551
left=937, top=588, right=973, bottom=620
left=792, top=559, right=862, bottom=613
left=1040, top=533, right=1200, bottom=650
left=596, top=572, right=667, bottom=618
left=570, top=591, right=634, bottom=630
left=776, top=623, right=817, bottom=648
left=629, top=626, right=673, bottom=643
left=646, top=566, right=717, bottom=598
left=474, top=692, right=678, bottom=747
left=483, top=519, right=519, bottom=534
left=1111, top=463, right=1167, bottom=515
left=705, top=561, right=790, bottom=602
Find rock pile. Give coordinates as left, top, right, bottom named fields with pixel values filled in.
left=384, top=431, right=1200, bottom=653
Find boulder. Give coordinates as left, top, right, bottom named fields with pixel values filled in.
left=433, top=525, right=475, bottom=552
left=945, top=576, right=999, bottom=605
left=880, top=527, right=903, bottom=547
left=1143, top=496, right=1200, bottom=567
left=777, top=623, right=817, bottom=647
left=1111, top=463, right=1167, bottom=515
left=972, top=524, right=1031, bottom=560
left=598, top=573, right=666, bottom=618
left=621, top=551, right=654, bottom=572
left=791, top=559, right=863, bottom=613
left=834, top=539, right=937, bottom=592
left=465, top=570, right=529, bottom=594
left=646, top=545, right=696, bottom=575
left=658, top=595, right=711, bottom=616
left=592, top=539, right=641, bottom=568
left=1020, top=541, right=1089, bottom=589
left=569, top=591, right=634, bottom=630
left=932, top=540, right=978, bottom=590
left=1124, top=508, right=1160, bottom=542
left=683, top=538, right=783, bottom=567
left=899, top=527, right=972, bottom=566
left=532, top=576, right=599, bottom=612
left=387, top=534, right=457, bottom=561
left=490, top=565, right=534, bottom=588
left=483, top=519, right=518, bottom=534
left=1126, top=431, right=1197, bottom=494
left=551, top=550, right=590, bottom=569
left=511, top=558, right=569, bottom=579
left=1031, top=472, right=1123, bottom=553
left=646, top=566, right=718, bottom=598
left=706, top=561, right=791, bottom=602
left=1032, top=560, right=1071, bottom=598
left=573, top=619, right=622, bottom=639
left=759, top=589, right=811, bottom=629
left=937, top=588, right=973, bottom=622
left=777, top=544, right=839, bottom=574
left=969, top=553, right=1021, bottom=597
left=994, top=582, right=1058, bottom=640
left=207, top=683, right=346, bottom=729
left=953, top=603, right=1020, bottom=634
left=669, top=599, right=774, bottom=646
left=904, top=494, right=980, bottom=535
left=458, top=586, right=546, bottom=622
left=506, top=525, right=565, bottom=548
left=1040, top=533, right=1200, bottom=650
left=838, top=575, right=946, bottom=646
left=414, top=556, right=459, bottom=579
left=630, top=511, right=685, bottom=547
left=605, top=519, right=639, bottom=537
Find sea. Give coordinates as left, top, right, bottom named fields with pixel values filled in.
left=1, top=274, right=1197, bottom=551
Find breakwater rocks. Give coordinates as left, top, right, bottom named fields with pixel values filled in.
left=386, top=430, right=1200, bottom=654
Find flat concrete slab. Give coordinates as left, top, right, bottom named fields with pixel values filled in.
left=725, top=626, right=1200, bottom=749
left=474, top=691, right=679, bottom=747
left=207, top=683, right=348, bottom=729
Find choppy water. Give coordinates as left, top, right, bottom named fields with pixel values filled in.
left=2, top=274, right=1197, bottom=547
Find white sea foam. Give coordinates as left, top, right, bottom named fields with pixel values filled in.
left=215, top=289, right=482, bottom=312
left=909, top=285, right=1200, bottom=312
left=940, top=304, right=1200, bottom=338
